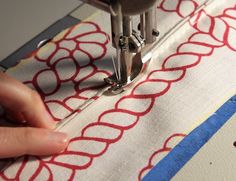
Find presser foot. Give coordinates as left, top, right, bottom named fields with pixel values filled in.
left=104, top=75, right=124, bottom=94
left=105, top=51, right=152, bottom=94
left=104, top=52, right=152, bottom=95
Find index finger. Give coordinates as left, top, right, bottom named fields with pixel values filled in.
left=0, top=73, right=56, bottom=129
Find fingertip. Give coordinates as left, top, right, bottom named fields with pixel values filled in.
left=30, top=129, right=69, bottom=155
left=43, top=111, right=57, bottom=129
left=0, top=128, right=69, bottom=158
left=23, top=107, right=57, bottom=129
left=48, top=131, right=69, bottom=147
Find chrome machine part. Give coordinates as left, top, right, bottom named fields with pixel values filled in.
left=80, top=0, right=157, bottom=15
left=80, top=0, right=159, bottom=94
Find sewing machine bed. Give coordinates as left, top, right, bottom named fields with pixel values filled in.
left=1, top=0, right=236, bottom=180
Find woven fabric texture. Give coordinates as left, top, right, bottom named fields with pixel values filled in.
left=1, top=0, right=236, bottom=180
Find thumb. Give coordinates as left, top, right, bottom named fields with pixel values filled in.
left=0, top=127, right=68, bottom=158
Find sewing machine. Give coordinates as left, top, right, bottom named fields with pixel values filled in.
left=81, top=0, right=159, bottom=94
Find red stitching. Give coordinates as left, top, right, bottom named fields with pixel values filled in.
left=1, top=4, right=236, bottom=181
left=138, top=133, right=186, bottom=181
left=25, top=22, right=110, bottom=120
left=158, top=0, right=198, bottom=18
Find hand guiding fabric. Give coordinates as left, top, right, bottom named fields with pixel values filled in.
left=0, top=72, right=68, bottom=158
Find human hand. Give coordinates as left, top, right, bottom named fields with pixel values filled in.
left=0, top=72, right=68, bottom=158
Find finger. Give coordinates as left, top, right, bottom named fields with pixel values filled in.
left=0, top=73, right=56, bottom=129
left=5, top=108, right=25, bottom=123
left=21, top=91, right=56, bottom=129
left=0, top=127, right=68, bottom=158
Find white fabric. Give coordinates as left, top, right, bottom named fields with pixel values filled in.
left=173, top=113, right=236, bottom=180
left=1, top=0, right=236, bottom=180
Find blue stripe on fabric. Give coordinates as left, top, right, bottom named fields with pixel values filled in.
left=143, top=95, right=236, bottom=181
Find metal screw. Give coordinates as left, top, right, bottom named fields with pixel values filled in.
left=152, top=29, right=159, bottom=37
left=119, top=37, right=125, bottom=47
left=37, top=38, right=51, bottom=48
left=137, top=23, right=141, bottom=31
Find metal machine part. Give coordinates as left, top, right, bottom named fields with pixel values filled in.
left=81, top=0, right=159, bottom=94
left=81, top=0, right=157, bottom=15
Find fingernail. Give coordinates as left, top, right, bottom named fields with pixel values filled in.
left=49, top=132, right=68, bottom=145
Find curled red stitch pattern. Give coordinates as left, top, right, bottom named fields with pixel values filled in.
left=138, top=133, right=186, bottom=181
left=1, top=4, right=236, bottom=181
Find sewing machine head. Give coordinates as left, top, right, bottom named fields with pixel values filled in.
left=81, top=0, right=159, bottom=94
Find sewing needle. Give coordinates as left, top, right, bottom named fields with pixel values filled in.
left=111, top=54, right=119, bottom=82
